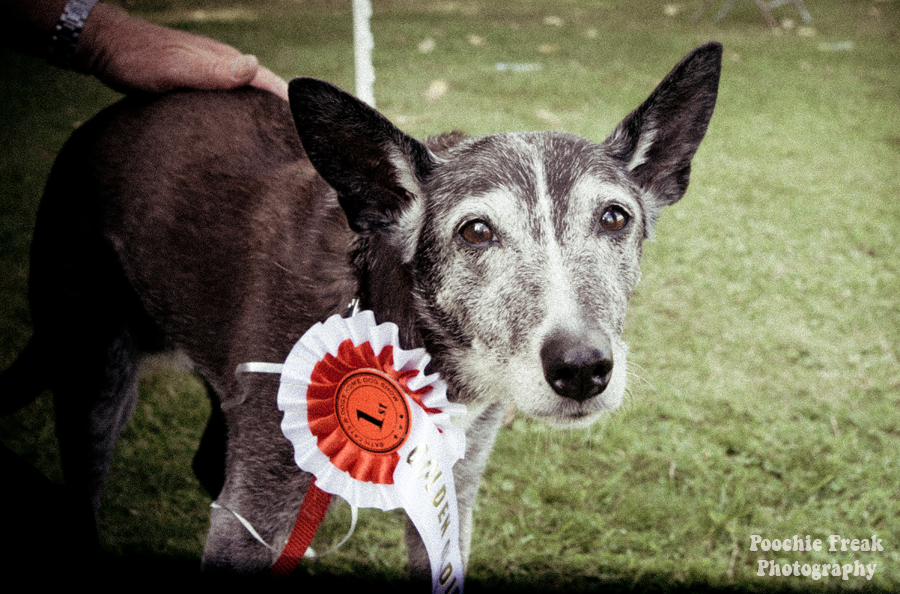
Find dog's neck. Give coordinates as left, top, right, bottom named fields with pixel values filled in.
left=351, top=233, right=423, bottom=353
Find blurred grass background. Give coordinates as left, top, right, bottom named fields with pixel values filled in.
left=1, top=0, right=898, bottom=591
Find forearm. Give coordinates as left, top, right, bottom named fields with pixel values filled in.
left=0, top=0, right=71, bottom=56
left=0, top=0, right=125, bottom=73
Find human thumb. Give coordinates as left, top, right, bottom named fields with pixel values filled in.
left=228, top=54, right=260, bottom=85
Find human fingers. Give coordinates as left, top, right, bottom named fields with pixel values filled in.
left=249, top=64, right=289, bottom=101
left=77, top=5, right=286, bottom=97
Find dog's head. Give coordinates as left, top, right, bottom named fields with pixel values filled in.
left=288, top=42, right=721, bottom=428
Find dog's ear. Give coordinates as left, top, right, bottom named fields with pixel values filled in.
left=605, top=42, right=721, bottom=213
left=288, top=78, right=434, bottom=235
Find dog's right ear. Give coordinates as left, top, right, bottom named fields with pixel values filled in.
left=604, top=42, right=721, bottom=228
left=288, top=78, right=434, bottom=235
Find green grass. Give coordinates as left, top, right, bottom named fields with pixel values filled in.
left=1, top=0, right=899, bottom=590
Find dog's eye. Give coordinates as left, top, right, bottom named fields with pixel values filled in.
left=459, top=220, right=495, bottom=245
left=599, top=206, right=629, bottom=233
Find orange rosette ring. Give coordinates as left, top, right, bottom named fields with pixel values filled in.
left=306, top=339, right=441, bottom=485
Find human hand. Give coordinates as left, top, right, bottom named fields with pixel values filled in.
left=75, top=4, right=288, bottom=99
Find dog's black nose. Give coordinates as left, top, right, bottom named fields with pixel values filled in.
left=541, top=332, right=614, bottom=402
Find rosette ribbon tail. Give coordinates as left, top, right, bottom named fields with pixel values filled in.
left=395, top=428, right=466, bottom=593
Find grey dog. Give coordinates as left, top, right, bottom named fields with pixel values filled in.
left=1, top=41, right=721, bottom=576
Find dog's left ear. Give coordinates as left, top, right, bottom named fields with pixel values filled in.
left=288, top=78, right=434, bottom=235
left=605, top=42, right=722, bottom=218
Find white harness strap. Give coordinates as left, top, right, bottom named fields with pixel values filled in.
left=211, top=500, right=359, bottom=559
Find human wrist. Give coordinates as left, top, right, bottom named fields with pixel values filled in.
left=68, top=2, right=130, bottom=76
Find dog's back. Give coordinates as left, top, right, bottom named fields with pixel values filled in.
left=35, top=88, right=354, bottom=362
left=26, top=89, right=356, bottom=514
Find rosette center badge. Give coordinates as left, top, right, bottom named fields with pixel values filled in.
left=335, top=370, right=410, bottom=454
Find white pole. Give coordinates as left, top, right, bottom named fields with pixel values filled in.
left=352, top=0, right=376, bottom=107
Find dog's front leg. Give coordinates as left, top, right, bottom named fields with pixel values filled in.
left=405, top=401, right=507, bottom=581
left=201, top=372, right=309, bottom=574
left=202, top=436, right=310, bottom=575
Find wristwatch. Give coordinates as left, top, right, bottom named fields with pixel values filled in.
left=47, top=0, right=100, bottom=68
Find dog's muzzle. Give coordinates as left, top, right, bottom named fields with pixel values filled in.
left=540, top=331, right=614, bottom=402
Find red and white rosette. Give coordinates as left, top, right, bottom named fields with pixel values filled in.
left=277, top=310, right=466, bottom=593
